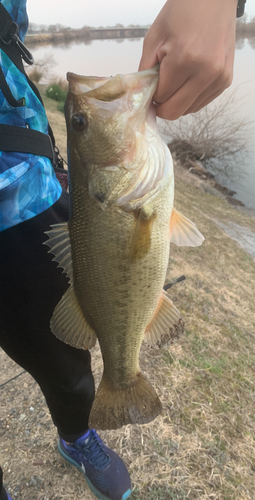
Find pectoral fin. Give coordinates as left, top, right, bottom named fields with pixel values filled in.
left=144, top=291, right=184, bottom=348
left=129, top=205, right=156, bottom=262
left=170, top=208, right=204, bottom=247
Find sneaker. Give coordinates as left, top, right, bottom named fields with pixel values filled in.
left=58, top=429, right=132, bottom=500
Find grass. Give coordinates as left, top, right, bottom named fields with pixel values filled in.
left=1, top=85, right=255, bottom=499
left=123, top=171, right=255, bottom=499
left=132, top=485, right=187, bottom=499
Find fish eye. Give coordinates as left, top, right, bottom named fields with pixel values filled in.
left=71, top=113, right=88, bottom=132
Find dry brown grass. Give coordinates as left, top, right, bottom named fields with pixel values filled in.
left=0, top=89, right=255, bottom=499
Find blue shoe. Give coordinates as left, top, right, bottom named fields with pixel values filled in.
left=7, top=495, right=13, bottom=500
left=58, top=429, right=132, bottom=500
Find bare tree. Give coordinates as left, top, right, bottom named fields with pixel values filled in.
left=25, top=54, right=56, bottom=84
left=236, top=15, right=255, bottom=40
left=163, top=90, right=252, bottom=183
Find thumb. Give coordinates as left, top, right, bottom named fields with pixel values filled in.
left=138, top=37, right=159, bottom=72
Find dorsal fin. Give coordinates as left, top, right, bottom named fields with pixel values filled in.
left=44, top=223, right=73, bottom=283
left=44, top=223, right=97, bottom=350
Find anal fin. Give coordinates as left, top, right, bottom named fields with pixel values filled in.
left=144, top=290, right=184, bottom=348
left=51, top=286, right=97, bottom=350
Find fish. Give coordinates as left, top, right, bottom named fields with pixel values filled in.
left=44, top=66, right=204, bottom=430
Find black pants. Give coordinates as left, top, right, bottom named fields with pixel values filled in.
left=0, top=467, right=8, bottom=500
left=0, top=189, right=95, bottom=438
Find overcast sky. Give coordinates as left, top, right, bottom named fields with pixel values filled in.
left=27, top=0, right=255, bottom=29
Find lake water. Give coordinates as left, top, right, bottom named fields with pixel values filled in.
left=30, top=38, right=255, bottom=209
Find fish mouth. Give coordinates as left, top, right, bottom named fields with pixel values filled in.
left=66, top=66, right=159, bottom=106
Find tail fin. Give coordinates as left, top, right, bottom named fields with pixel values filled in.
left=89, top=372, right=162, bottom=430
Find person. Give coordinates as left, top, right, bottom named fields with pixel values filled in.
left=0, top=0, right=245, bottom=499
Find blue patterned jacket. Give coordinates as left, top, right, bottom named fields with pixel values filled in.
left=0, top=0, right=62, bottom=231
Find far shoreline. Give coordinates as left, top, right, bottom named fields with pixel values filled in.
left=24, top=20, right=255, bottom=47
left=24, top=27, right=148, bottom=47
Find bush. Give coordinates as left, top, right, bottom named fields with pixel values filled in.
left=28, top=67, right=44, bottom=83
left=163, top=90, right=251, bottom=183
left=55, top=78, right=68, bottom=93
left=46, top=83, right=67, bottom=102
left=57, top=101, right=65, bottom=113
left=26, top=54, right=55, bottom=84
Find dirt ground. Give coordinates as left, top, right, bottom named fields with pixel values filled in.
left=1, top=96, right=255, bottom=500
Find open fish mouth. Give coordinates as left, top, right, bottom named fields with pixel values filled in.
left=67, top=65, right=159, bottom=95
left=66, top=66, right=160, bottom=114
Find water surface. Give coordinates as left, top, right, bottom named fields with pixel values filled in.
left=30, top=38, right=255, bottom=208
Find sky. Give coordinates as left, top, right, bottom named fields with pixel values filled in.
left=27, top=0, right=255, bottom=29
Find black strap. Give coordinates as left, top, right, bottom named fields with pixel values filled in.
left=0, top=3, right=18, bottom=39
left=0, top=3, right=33, bottom=68
left=0, top=3, right=65, bottom=171
left=0, top=124, right=55, bottom=162
left=0, top=65, right=25, bottom=107
left=237, top=0, right=246, bottom=17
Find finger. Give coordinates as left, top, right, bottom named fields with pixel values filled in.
left=153, top=52, right=191, bottom=104
left=153, top=49, right=229, bottom=110
left=138, top=32, right=160, bottom=71
left=182, top=70, right=233, bottom=114
left=183, top=88, right=226, bottom=115
left=155, top=75, right=210, bottom=120
left=155, top=58, right=233, bottom=120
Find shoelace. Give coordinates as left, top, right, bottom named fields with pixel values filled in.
left=75, top=430, right=111, bottom=470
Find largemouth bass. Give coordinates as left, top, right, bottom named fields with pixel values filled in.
left=45, top=66, right=204, bottom=430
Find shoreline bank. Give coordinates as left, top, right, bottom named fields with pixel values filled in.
left=173, top=156, right=255, bottom=218
left=24, top=27, right=148, bottom=47
left=24, top=23, right=255, bottom=48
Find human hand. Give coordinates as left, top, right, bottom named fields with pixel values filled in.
left=139, top=0, right=237, bottom=120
